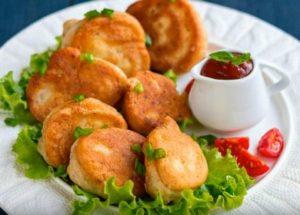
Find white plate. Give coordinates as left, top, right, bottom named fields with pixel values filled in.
left=0, top=0, right=299, bottom=214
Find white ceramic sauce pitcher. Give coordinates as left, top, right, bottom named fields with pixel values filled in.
left=188, top=54, right=289, bottom=132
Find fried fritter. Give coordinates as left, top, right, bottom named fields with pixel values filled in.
left=38, top=98, right=127, bottom=167
left=122, top=71, right=191, bottom=135
left=67, top=128, right=146, bottom=197
left=62, top=11, right=150, bottom=77
left=26, top=47, right=127, bottom=121
left=127, top=0, right=207, bottom=74
left=144, top=117, right=208, bottom=202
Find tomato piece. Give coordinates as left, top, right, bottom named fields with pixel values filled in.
left=215, top=137, right=249, bottom=156
left=185, top=79, right=195, bottom=94
left=257, top=128, right=284, bottom=158
left=237, top=149, right=269, bottom=177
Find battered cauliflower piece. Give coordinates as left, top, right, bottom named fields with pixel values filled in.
left=144, top=116, right=208, bottom=202
left=26, top=47, right=127, bottom=121
left=62, top=11, right=150, bottom=77
left=127, top=0, right=207, bottom=74
left=67, top=128, right=146, bottom=197
left=122, top=71, right=191, bottom=135
left=38, top=98, right=127, bottom=167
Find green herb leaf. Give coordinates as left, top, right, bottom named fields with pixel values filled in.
left=100, top=8, right=114, bottom=18
left=134, top=81, right=144, bottom=94
left=73, top=94, right=85, bottom=102
left=210, top=51, right=251, bottom=66
left=55, top=35, right=62, bottom=49
left=145, top=34, right=152, bottom=47
left=144, top=142, right=166, bottom=161
left=178, top=117, right=194, bottom=131
left=134, top=158, right=145, bottom=176
left=231, top=53, right=251, bottom=66
left=80, top=53, right=94, bottom=64
left=131, top=143, right=142, bottom=155
left=84, top=9, right=101, bottom=20
left=12, top=125, right=52, bottom=179
left=164, top=69, right=177, bottom=83
left=74, top=127, right=93, bottom=140
left=84, top=8, right=114, bottom=20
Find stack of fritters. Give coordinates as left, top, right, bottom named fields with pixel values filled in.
left=27, top=0, right=208, bottom=202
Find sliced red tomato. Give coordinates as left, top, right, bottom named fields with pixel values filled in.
left=237, top=149, right=269, bottom=177
left=215, top=137, right=249, bottom=156
left=185, top=79, right=195, bottom=94
left=257, top=128, right=284, bottom=158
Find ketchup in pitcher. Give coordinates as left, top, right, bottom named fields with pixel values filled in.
left=201, top=52, right=253, bottom=80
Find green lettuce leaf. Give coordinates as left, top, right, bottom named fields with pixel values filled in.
left=12, top=125, right=52, bottom=179
left=0, top=71, right=37, bottom=126
left=72, top=138, right=254, bottom=215
left=72, top=177, right=134, bottom=215
left=201, top=146, right=254, bottom=210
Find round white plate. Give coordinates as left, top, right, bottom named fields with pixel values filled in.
left=0, top=0, right=299, bottom=214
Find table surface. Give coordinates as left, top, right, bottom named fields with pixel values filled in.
left=0, top=0, right=299, bottom=214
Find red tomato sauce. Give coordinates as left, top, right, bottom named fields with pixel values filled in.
left=201, top=57, right=254, bottom=80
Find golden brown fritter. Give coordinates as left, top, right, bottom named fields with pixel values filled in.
left=26, top=47, right=127, bottom=121
left=122, top=71, right=191, bottom=135
left=144, top=117, right=208, bottom=202
left=67, top=128, right=146, bottom=197
left=38, top=98, right=127, bottom=167
left=127, top=0, right=207, bottom=74
left=62, top=11, right=150, bottom=77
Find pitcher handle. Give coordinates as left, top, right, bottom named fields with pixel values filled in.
left=259, top=60, right=289, bottom=96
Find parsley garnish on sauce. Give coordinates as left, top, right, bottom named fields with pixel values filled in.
left=210, top=51, right=251, bottom=66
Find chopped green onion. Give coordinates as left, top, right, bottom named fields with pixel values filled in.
left=131, top=143, right=142, bottom=155
left=84, top=8, right=114, bottom=20
left=164, top=69, right=177, bottom=83
left=80, top=53, right=94, bottom=64
left=84, top=9, right=101, bottom=20
left=100, top=8, right=114, bottom=18
left=134, top=81, right=144, bottom=94
left=145, top=34, right=152, bottom=47
left=74, top=127, right=93, bottom=140
left=134, top=158, right=145, bottom=176
left=55, top=36, right=62, bottom=49
left=145, top=142, right=166, bottom=161
left=73, top=94, right=85, bottom=102
left=178, top=117, right=194, bottom=131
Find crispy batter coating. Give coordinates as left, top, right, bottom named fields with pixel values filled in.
left=38, top=98, right=127, bottom=167
left=144, top=117, right=208, bottom=202
left=122, top=71, right=191, bottom=135
left=26, top=47, right=127, bottom=121
left=67, top=128, right=146, bottom=197
left=62, top=12, right=150, bottom=77
left=127, top=0, right=207, bottom=74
